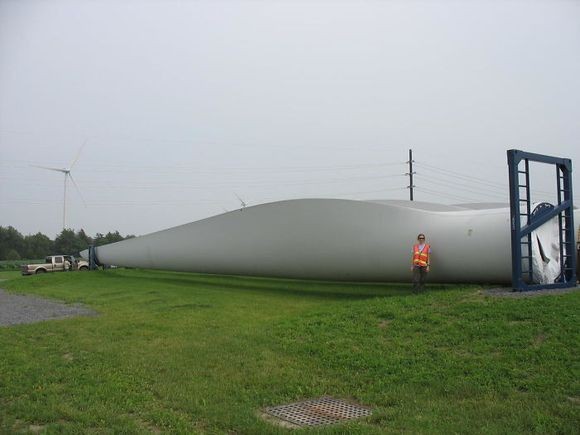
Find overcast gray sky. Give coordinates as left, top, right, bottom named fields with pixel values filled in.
left=1, top=0, right=579, bottom=237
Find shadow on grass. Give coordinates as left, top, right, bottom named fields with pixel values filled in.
left=97, top=269, right=458, bottom=301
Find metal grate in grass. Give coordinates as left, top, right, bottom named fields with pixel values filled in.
left=263, top=396, right=372, bottom=427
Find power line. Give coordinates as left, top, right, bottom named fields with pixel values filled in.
left=2, top=158, right=406, bottom=176
left=414, top=186, right=477, bottom=203
left=2, top=186, right=408, bottom=207
left=0, top=172, right=407, bottom=191
left=414, top=161, right=508, bottom=190
left=416, top=161, right=562, bottom=198
left=417, top=170, right=507, bottom=194
left=416, top=174, right=508, bottom=200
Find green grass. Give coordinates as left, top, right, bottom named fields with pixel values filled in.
left=0, top=271, right=20, bottom=280
left=0, top=269, right=578, bottom=434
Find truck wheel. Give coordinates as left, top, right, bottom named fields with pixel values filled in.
left=79, top=266, right=88, bottom=271
left=35, top=269, right=46, bottom=274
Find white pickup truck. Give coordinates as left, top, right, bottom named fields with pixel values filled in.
left=21, top=255, right=89, bottom=275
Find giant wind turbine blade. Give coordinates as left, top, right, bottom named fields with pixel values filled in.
left=83, top=199, right=580, bottom=284
left=30, top=164, right=67, bottom=173
left=69, top=139, right=87, bottom=169
left=68, top=173, right=87, bottom=207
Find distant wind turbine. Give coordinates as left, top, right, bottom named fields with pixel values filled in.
left=234, top=193, right=247, bottom=210
left=31, top=141, right=87, bottom=230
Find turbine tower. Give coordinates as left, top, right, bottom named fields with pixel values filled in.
left=31, top=142, right=86, bottom=230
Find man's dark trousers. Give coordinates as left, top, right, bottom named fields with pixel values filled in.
left=412, top=266, right=428, bottom=293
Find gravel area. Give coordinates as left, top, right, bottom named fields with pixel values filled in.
left=0, top=288, right=98, bottom=327
left=483, top=285, right=580, bottom=298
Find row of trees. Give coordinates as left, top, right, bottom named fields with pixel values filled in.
left=0, top=226, right=135, bottom=260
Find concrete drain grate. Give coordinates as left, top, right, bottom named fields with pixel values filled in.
left=263, top=396, right=372, bottom=427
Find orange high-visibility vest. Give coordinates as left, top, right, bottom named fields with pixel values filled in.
left=413, top=244, right=430, bottom=267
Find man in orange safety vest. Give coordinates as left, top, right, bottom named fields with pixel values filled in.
left=411, top=233, right=431, bottom=293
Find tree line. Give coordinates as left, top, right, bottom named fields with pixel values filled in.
left=0, top=226, right=135, bottom=261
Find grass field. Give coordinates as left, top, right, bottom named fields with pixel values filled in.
left=0, top=269, right=578, bottom=434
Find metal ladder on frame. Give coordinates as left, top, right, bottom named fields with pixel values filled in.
left=556, top=166, right=576, bottom=282
left=507, top=149, right=576, bottom=291
left=516, top=159, right=534, bottom=283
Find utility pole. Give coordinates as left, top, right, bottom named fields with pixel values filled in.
left=406, top=149, right=415, bottom=201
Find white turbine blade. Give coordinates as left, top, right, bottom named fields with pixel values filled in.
left=68, top=173, right=87, bottom=207
left=30, top=164, right=67, bottom=173
left=69, top=139, right=87, bottom=169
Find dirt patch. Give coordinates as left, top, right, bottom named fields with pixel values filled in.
left=62, top=353, right=74, bottom=361
left=28, top=424, right=46, bottom=433
left=378, top=319, right=391, bottom=329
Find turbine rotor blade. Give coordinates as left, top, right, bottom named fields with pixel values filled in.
left=68, top=173, right=87, bottom=207
left=69, top=139, right=87, bottom=169
left=30, top=164, right=67, bottom=173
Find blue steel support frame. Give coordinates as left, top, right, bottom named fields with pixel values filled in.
left=88, top=245, right=100, bottom=270
left=507, top=149, right=576, bottom=291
